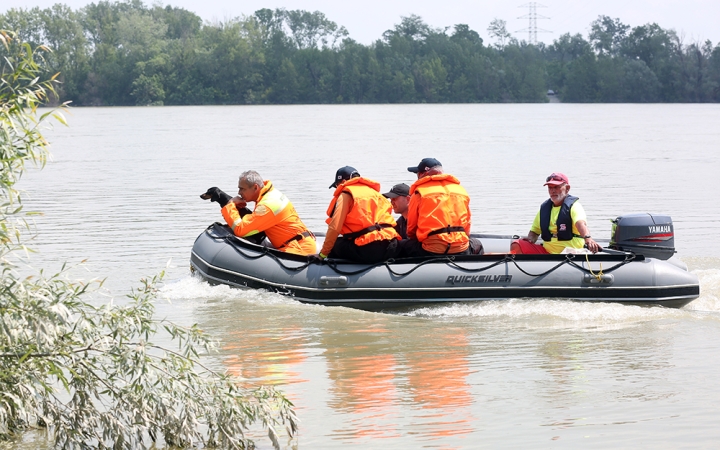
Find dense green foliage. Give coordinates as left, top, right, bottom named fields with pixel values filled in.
left=2, top=1, right=719, bottom=104
left=1, top=30, right=297, bottom=449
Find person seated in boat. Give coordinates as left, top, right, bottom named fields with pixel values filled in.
left=400, top=158, right=483, bottom=257
left=510, top=172, right=600, bottom=254
left=382, top=183, right=411, bottom=239
left=316, top=166, right=401, bottom=263
left=200, top=170, right=317, bottom=256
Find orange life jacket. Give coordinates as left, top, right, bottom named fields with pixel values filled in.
left=326, top=177, right=400, bottom=246
left=409, top=174, right=470, bottom=247
left=222, top=180, right=316, bottom=255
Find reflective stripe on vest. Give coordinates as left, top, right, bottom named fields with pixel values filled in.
left=258, top=182, right=290, bottom=216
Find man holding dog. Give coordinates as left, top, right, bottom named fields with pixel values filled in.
left=201, top=170, right=316, bottom=256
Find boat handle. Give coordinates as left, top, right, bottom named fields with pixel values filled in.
left=582, top=273, right=614, bottom=285
left=319, top=276, right=348, bottom=287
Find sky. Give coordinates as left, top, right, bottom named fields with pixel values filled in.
left=3, top=0, right=719, bottom=46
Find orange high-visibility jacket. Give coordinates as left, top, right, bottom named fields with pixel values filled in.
left=407, top=174, right=471, bottom=253
left=326, top=177, right=400, bottom=246
left=221, top=180, right=316, bottom=255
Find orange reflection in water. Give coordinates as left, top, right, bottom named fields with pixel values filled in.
left=404, top=328, right=475, bottom=441
left=219, top=317, right=476, bottom=446
left=324, top=324, right=402, bottom=440
left=323, top=322, right=476, bottom=444
left=223, top=326, right=309, bottom=390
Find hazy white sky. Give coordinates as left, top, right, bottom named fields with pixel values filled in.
left=3, top=0, right=718, bottom=46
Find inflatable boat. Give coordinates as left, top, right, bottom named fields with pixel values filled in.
left=189, top=214, right=700, bottom=310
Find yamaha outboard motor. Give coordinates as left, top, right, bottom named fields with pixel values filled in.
left=610, top=213, right=675, bottom=260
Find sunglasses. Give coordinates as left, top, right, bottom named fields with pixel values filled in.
left=546, top=174, right=566, bottom=183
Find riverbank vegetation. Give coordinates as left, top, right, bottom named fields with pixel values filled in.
left=0, top=30, right=297, bottom=449
left=1, top=1, right=720, bottom=105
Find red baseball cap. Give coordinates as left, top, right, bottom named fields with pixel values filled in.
left=544, top=172, right=569, bottom=186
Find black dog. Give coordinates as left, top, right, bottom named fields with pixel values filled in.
left=200, top=187, right=267, bottom=244
left=200, top=186, right=231, bottom=206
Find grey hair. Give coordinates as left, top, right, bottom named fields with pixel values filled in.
left=240, top=170, right=264, bottom=188
left=426, top=166, right=444, bottom=176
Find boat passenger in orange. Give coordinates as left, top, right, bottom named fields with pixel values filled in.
left=316, top=166, right=400, bottom=263
left=401, top=158, right=482, bottom=257
left=201, top=170, right=316, bottom=256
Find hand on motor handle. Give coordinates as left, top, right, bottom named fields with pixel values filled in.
left=584, top=237, right=601, bottom=253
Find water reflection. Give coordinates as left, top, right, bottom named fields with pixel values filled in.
left=199, top=297, right=477, bottom=445
left=153, top=277, right=720, bottom=449
left=223, top=326, right=310, bottom=388
left=196, top=294, right=691, bottom=445
left=323, top=322, right=403, bottom=441
left=401, top=327, right=474, bottom=440
left=534, top=328, right=675, bottom=404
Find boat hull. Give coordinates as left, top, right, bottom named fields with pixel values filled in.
left=190, top=223, right=700, bottom=311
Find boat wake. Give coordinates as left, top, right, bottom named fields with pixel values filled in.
left=684, top=267, right=720, bottom=312
left=160, top=265, right=720, bottom=322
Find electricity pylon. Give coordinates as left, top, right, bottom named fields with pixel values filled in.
left=517, top=2, right=551, bottom=44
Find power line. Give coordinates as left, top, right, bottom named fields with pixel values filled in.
left=517, top=2, right=552, bottom=44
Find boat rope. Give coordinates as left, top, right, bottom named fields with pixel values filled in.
left=585, top=252, right=604, bottom=281
left=205, top=225, right=636, bottom=279
left=207, top=231, right=316, bottom=271
left=506, top=256, right=570, bottom=277
left=326, top=256, right=468, bottom=277
left=507, top=253, right=634, bottom=277
left=565, top=253, right=635, bottom=274
left=434, top=257, right=512, bottom=275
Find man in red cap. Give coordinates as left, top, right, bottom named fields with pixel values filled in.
left=511, top=172, right=600, bottom=254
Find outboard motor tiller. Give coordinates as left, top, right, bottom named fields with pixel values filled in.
left=610, top=213, right=676, bottom=260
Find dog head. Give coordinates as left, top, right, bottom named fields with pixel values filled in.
left=200, top=187, right=219, bottom=200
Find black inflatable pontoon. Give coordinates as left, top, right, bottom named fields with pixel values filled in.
left=190, top=213, right=700, bottom=310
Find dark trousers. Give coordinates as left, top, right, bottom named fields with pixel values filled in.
left=329, top=238, right=399, bottom=264
left=399, top=238, right=484, bottom=257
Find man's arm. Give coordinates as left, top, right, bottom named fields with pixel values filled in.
left=523, top=231, right=540, bottom=243
left=406, top=193, right=420, bottom=239
left=464, top=199, right=472, bottom=235
left=319, top=193, right=351, bottom=257
left=571, top=202, right=600, bottom=253
left=221, top=202, right=275, bottom=238
left=523, top=211, right=541, bottom=242
left=574, top=220, right=600, bottom=253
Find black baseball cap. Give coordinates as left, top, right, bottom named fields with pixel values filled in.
left=329, top=166, right=360, bottom=188
left=382, top=183, right=410, bottom=198
left=407, top=157, right=442, bottom=173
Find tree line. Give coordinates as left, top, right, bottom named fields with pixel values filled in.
left=1, top=0, right=719, bottom=105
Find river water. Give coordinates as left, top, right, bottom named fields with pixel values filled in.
left=20, top=104, right=720, bottom=449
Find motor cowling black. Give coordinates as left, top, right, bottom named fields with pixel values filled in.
left=610, top=213, right=676, bottom=260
